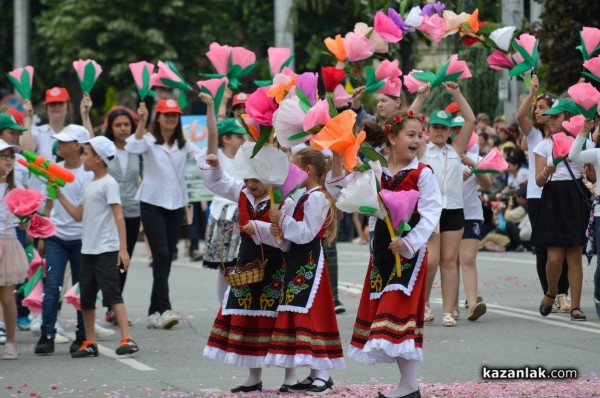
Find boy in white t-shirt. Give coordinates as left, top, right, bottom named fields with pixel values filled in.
left=57, top=136, right=139, bottom=358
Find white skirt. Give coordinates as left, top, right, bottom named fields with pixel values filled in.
left=0, top=239, right=28, bottom=286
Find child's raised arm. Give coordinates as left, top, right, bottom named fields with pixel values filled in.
left=408, top=83, right=431, bottom=114
left=80, top=93, right=94, bottom=137
left=446, top=82, right=475, bottom=155
left=56, top=188, right=83, bottom=221
left=111, top=203, right=130, bottom=270
left=133, top=102, right=148, bottom=140
left=516, top=74, right=538, bottom=137
left=199, top=92, right=218, bottom=156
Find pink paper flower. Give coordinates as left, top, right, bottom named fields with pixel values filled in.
left=376, top=76, right=403, bottom=97
left=332, top=84, right=352, bottom=108
left=277, top=163, right=309, bottom=200
left=153, top=61, right=188, bottom=87
left=22, top=281, right=43, bottom=313
left=354, top=22, right=388, bottom=54
left=246, top=87, right=278, bottom=126
left=562, top=114, right=586, bottom=136
left=129, top=61, right=154, bottom=89
left=477, top=147, right=508, bottom=172
left=443, top=10, right=470, bottom=35
left=514, top=33, right=537, bottom=57
left=3, top=188, right=45, bottom=217
left=487, top=50, right=514, bottom=71
left=416, top=14, right=446, bottom=42
left=268, top=47, right=292, bottom=75
left=344, top=32, right=376, bottom=62
left=196, top=77, right=229, bottom=97
left=467, top=132, right=478, bottom=151
left=446, top=54, right=472, bottom=79
left=375, top=60, right=401, bottom=80
left=379, top=189, right=420, bottom=230
left=583, top=55, right=600, bottom=77
left=72, top=59, right=102, bottom=93
left=404, top=70, right=428, bottom=94
left=64, top=283, right=87, bottom=311
left=374, top=11, right=404, bottom=43
left=552, top=132, right=575, bottom=160
left=303, top=99, right=331, bottom=131
left=231, top=46, right=256, bottom=69
left=26, top=213, right=56, bottom=238
left=581, top=27, right=600, bottom=57
left=206, top=42, right=231, bottom=75
left=568, top=82, right=600, bottom=111
left=7, top=66, right=34, bottom=99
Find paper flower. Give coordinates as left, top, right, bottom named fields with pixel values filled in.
left=296, top=72, right=318, bottom=106
left=267, top=67, right=297, bottom=104
left=583, top=56, right=600, bottom=83
left=128, top=61, right=155, bottom=100
left=324, top=34, right=347, bottom=62
left=332, top=84, right=352, bottom=108
left=466, top=132, right=478, bottom=151
left=387, top=8, right=409, bottom=35
left=321, top=66, right=346, bottom=93
left=26, top=213, right=55, bottom=238
left=373, top=11, right=404, bottom=43
left=421, top=2, right=445, bottom=16
left=408, top=54, right=471, bottom=90
left=273, top=163, right=308, bottom=203
left=376, top=59, right=401, bottom=81
left=4, top=188, right=45, bottom=217
left=246, top=87, right=278, bottom=126
left=377, top=76, right=403, bottom=97
left=206, top=42, right=230, bottom=75
left=310, top=110, right=366, bottom=171
left=509, top=33, right=538, bottom=77
left=73, top=59, right=102, bottom=93
left=379, top=189, right=420, bottom=232
left=487, top=50, right=514, bottom=71
left=568, top=82, right=600, bottom=118
left=204, top=42, right=257, bottom=89
left=240, top=114, right=260, bottom=141
left=354, top=22, right=388, bottom=54
left=64, top=282, right=95, bottom=311
left=459, top=9, right=480, bottom=36
left=552, top=132, right=575, bottom=164
left=577, top=27, right=600, bottom=61
left=22, top=280, right=44, bottom=313
left=344, top=32, right=376, bottom=62
left=273, top=94, right=307, bottom=148
left=268, top=47, right=294, bottom=75
left=335, top=170, right=387, bottom=219
left=303, top=99, right=331, bottom=131
left=405, top=6, right=424, bottom=28
left=473, top=147, right=508, bottom=173
left=446, top=54, right=472, bottom=79
left=562, top=114, right=586, bottom=136
left=442, top=10, right=470, bottom=35
left=234, top=142, right=289, bottom=185
left=417, top=14, right=446, bottom=43
left=404, top=70, right=429, bottom=94
left=489, top=26, right=516, bottom=52
left=196, top=77, right=229, bottom=117
left=6, top=66, right=34, bottom=99
left=151, top=60, right=192, bottom=108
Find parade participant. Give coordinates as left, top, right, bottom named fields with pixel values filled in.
left=125, top=99, right=204, bottom=329
left=0, top=139, right=29, bottom=359
left=267, top=148, right=345, bottom=395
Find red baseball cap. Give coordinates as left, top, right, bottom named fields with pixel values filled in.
left=155, top=99, right=183, bottom=114
left=44, top=87, right=70, bottom=104
left=3, top=109, right=25, bottom=126
left=232, top=92, right=248, bottom=108
left=445, top=102, right=460, bottom=115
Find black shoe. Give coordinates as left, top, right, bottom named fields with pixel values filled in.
left=288, top=377, right=315, bottom=391
left=570, top=308, right=587, bottom=322
left=34, top=334, right=55, bottom=355
left=116, top=338, right=139, bottom=355
left=334, top=299, right=346, bottom=314
left=306, top=377, right=334, bottom=395
left=70, top=339, right=84, bottom=354
left=71, top=341, right=99, bottom=358
left=279, top=383, right=292, bottom=393
left=377, top=391, right=421, bottom=398
left=230, top=381, right=262, bottom=393
left=539, top=293, right=556, bottom=316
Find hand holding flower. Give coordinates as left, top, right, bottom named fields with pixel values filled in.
left=269, top=208, right=282, bottom=224
left=389, top=238, right=406, bottom=255
left=269, top=223, right=281, bottom=238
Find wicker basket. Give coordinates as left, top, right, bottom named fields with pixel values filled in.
left=220, top=227, right=267, bottom=288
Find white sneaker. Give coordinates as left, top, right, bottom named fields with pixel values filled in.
left=0, top=327, right=6, bottom=344
left=54, top=333, right=69, bottom=344
left=55, top=320, right=65, bottom=335
left=30, top=313, right=42, bottom=336
left=94, top=323, right=115, bottom=339
left=160, top=310, right=180, bottom=329
left=147, top=312, right=162, bottom=329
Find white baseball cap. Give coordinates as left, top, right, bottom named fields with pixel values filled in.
left=0, top=138, right=20, bottom=153
left=52, top=124, right=91, bottom=142
left=81, top=136, right=116, bottom=165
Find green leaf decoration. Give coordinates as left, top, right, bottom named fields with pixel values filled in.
left=582, top=71, right=600, bottom=84
left=399, top=0, right=408, bottom=17
left=177, top=90, right=188, bottom=110
left=273, top=186, right=282, bottom=204
left=359, top=144, right=388, bottom=167
left=509, top=61, right=533, bottom=77
left=295, top=87, right=313, bottom=113
left=81, top=61, right=98, bottom=93
left=356, top=163, right=371, bottom=173
left=365, top=66, right=385, bottom=93
left=477, top=22, right=504, bottom=36
left=17, top=267, right=43, bottom=296
left=251, top=125, right=273, bottom=158
left=552, top=156, right=566, bottom=166
left=512, top=41, right=536, bottom=70
left=254, top=79, right=273, bottom=87
left=137, top=66, right=155, bottom=100
left=471, top=169, right=501, bottom=174
left=240, top=62, right=258, bottom=77
left=280, top=55, right=296, bottom=73
left=395, top=221, right=412, bottom=236
left=579, top=104, right=598, bottom=119
left=199, top=72, right=225, bottom=79
left=166, top=61, right=192, bottom=90
left=288, top=131, right=311, bottom=141
left=25, top=244, right=35, bottom=263
left=6, top=70, right=31, bottom=100
left=358, top=205, right=378, bottom=214
left=410, top=71, right=437, bottom=83
left=326, top=93, right=338, bottom=117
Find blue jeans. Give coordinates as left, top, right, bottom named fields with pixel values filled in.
left=41, top=237, right=85, bottom=341
left=595, top=217, right=600, bottom=301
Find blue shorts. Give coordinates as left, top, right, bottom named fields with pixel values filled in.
left=462, top=220, right=483, bottom=240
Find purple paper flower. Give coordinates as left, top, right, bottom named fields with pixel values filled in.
left=421, top=1, right=445, bottom=16
left=296, top=72, right=319, bottom=106
left=387, top=8, right=409, bottom=35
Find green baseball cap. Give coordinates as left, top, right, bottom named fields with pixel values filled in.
left=0, top=113, right=27, bottom=132
left=428, top=110, right=453, bottom=127
left=542, top=98, right=582, bottom=116
left=451, top=116, right=465, bottom=128
left=217, top=118, right=247, bottom=136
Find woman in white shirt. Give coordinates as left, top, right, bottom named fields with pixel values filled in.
left=126, top=99, right=204, bottom=329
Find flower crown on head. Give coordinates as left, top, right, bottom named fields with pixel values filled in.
left=536, top=93, right=556, bottom=104
left=384, top=110, right=426, bottom=133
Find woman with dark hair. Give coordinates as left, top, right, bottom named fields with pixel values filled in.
left=102, top=107, right=142, bottom=324
left=125, top=99, right=207, bottom=329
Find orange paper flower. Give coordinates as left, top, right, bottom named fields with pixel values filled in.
left=241, top=114, right=260, bottom=141
left=267, top=68, right=297, bottom=104
left=459, top=9, right=479, bottom=37
left=324, top=34, right=347, bottom=62
left=310, top=110, right=366, bottom=171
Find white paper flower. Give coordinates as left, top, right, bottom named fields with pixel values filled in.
left=273, top=94, right=309, bottom=148
left=234, top=142, right=289, bottom=185
left=336, top=170, right=386, bottom=219
left=489, top=26, right=516, bottom=52
left=405, top=6, right=424, bottom=28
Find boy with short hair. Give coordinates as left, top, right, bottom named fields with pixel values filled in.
left=57, top=136, right=139, bottom=357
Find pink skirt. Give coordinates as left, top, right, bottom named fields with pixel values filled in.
left=0, top=239, right=29, bottom=286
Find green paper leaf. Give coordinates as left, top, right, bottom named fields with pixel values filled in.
left=512, top=42, right=535, bottom=70
left=6, top=74, right=30, bottom=100
left=359, top=144, right=388, bottom=167
left=471, top=169, right=501, bottom=174
left=508, top=62, right=533, bottom=77
left=582, top=71, right=600, bottom=84
left=410, top=71, right=436, bottom=83
left=358, top=205, right=378, bottom=214
left=399, top=0, right=408, bottom=17
left=356, top=163, right=371, bottom=173
left=432, top=71, right=463, bottom=88
left=81, top=61, right=98, bottom=93
left=17, top=267, right=43, bottom=296
left=273, top=187, right=282, bottom=204
left=160, top=77, right=191, bottom=92
left=177, top=90, right=188, bottom=110
left=254, top=79, right=273, bottom=87
left=477, top=22, right=504, bottom=36
left=25, top=244, right=35, bottom=262
left=366, top=80, right=385, bottom=93
left=228, top=64, right=243, bottom=78
left=581, top=104, right=598, bottom=119
left=251, top=125, right=273, bottom=158
left=326, top=93, right=338, bottom=117
left=522, top=73, right=532, bottom=92
left=240, top=62, right=258, bottom=77
left=280, top=55, right=296, bottom=73
left=288, top=131, right=310, bottom=141
left=166, top=61, right=191, bottom=90
left=199, top=72, right=225, bottom=79
left=552, top=156, right=566, bottom=166
left=20, top=68, right=31, bottom=99
left=295, top=87, right=312, bottom=113
left=395, top=221, right=412, bottom=235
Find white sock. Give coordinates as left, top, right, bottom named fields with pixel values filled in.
left=311, top=369, right=330, bottom=387
left=243, top=368, right=262, bottom=386
left=284, top=368, right=297, bottom=385
left=216, top=272, right=228, bottom=305
left=382, top=358, right=418, bottom=397
left=0, top=321, right=5, bottom=329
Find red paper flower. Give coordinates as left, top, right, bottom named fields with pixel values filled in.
left=385, top=124, right=392, bottom=132
left=407, top=110, right=415, bottom=117
left=419, top=114, right=425, bottom=121
left=26, top=213, right=55, bottom=238
left=394, top=115, right=403, bottom=123
left=321, top=66, right=346, bottom=93
left=3, top=188, right=45, bottom=217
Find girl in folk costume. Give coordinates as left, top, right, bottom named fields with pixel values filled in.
left=267, top=148, right=345, bottom=396
left=330, top=111, right=441, bottom=398
left=201, top=138, right=297, bottom=393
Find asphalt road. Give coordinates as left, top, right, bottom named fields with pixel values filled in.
left=2, top=242, right=599, bottom=397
